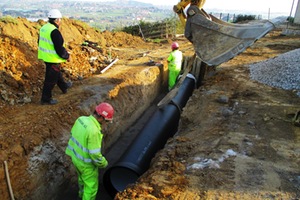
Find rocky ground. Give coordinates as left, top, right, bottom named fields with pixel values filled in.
left=0, top=17, right=299, bottom=200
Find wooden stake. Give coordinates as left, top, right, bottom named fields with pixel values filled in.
left=4, top=161, right=15, bottom=200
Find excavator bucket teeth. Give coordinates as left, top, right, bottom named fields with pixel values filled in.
left=189, top=11, right=275, bottom=66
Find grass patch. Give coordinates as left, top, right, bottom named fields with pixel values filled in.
left=0, top=16, right=18, bottom=24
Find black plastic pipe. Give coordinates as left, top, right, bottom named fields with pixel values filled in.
left=103, top=74, right=196, bottom=197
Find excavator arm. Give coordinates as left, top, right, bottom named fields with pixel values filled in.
left=157, top=0, right=275, bottom=107
left=173, top=0, right=275, bottom=66
left=173, top=0, right=206, bottom=26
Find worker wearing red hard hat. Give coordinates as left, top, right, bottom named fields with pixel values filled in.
left=167, top=42, right=183, bottom=90
left=65, top=102, right=114, bottom=200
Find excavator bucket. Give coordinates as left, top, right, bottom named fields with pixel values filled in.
left=188, top=10, right=275, bottom=66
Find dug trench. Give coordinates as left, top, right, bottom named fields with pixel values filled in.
left=58, top=88, right=180, bottom=200
left=0, top=42, right=181, bottom=199
left=0, top=17, right=197, bottom=199
left=1, top=17, right=300, bottom=200
left=1, top=64, right=170, bottom=200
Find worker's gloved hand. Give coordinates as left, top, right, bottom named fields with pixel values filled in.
left=98, top=159, right=108, bottom=168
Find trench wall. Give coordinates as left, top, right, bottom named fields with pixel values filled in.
left=27, top=63, right=168, bottom=200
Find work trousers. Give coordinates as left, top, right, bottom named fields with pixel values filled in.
left=168, top=69, right=181, bottom=90
left=41, top=63, right=68, bottom=102
left=72, top=158, right=99, bottom=200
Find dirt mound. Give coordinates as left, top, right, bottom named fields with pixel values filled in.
left=0, top=17, right=145, bottom=106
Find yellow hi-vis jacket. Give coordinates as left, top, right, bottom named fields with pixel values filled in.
left=38, top=23, right=66, bottom=63
left=65, top=115, right=108, bottom=168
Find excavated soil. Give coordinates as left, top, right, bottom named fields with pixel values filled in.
left=0, top=17, right=299, bottom=200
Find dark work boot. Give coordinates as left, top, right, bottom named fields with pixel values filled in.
left=41, top=99, right=58, bottom=105
left=62, top=81, right=73, bottom=94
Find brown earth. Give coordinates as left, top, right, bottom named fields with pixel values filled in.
left=0, top=17, right=299, bottom=200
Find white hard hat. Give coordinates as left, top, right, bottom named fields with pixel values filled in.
left=48, top=9, right=62, bottom=19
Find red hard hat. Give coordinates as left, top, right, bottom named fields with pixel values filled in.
left=171, top=42, right=179, bottom=50
left=95, top=102, right=114, bottom=120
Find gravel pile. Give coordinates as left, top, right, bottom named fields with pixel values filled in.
left=249, top=48, right=300, bottom=96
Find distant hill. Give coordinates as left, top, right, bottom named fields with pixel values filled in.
left=0, top=0, right=173, bottom=30
left=2, top=0, right=156, bottom=7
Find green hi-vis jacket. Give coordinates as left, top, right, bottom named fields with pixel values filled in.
left=65, top=115, right=108, bottom=168
left=167, top=49, right=183, bottom=71
left=38, top=23, right=66, bottom=63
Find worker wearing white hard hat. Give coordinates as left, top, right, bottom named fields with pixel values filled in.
left=38, top=9, right=72, bottom=105
left=47, top=9, right=62, bottom=19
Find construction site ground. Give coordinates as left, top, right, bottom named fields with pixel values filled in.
left=0, top=18, right=299, bottom=200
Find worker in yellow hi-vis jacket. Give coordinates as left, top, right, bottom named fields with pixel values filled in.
left=65, top=102, right=114, bottom=200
